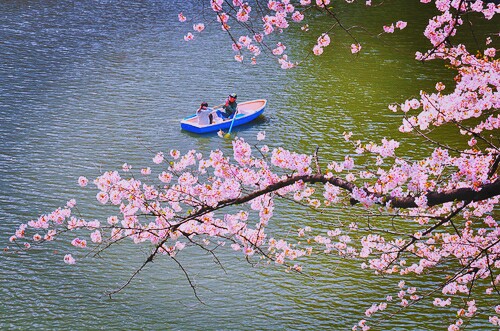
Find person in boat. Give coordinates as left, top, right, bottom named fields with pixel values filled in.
left=216, top=93, right=238, bottom=120
left=196, top=102, right=214, bottom=125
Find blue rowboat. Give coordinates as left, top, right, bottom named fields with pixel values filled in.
left=181, top=99, right=267, bottom=134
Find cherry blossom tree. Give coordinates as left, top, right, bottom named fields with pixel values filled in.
left=8, top=0, right=500, bottom=329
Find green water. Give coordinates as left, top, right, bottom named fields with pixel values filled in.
left=1, top=1, right=497, bottom=330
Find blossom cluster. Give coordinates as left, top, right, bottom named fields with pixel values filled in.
left=9, top=0, right=500, bottom=329
left=178, top=0, right=407, bottom=66
left=10, top=126, right=499, bottom=328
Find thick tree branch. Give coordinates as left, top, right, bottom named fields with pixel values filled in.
left=203, top=175, right=500, bottom=212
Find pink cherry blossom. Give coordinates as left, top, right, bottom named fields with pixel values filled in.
left=11, top=2, right=500, bottom=328
left=78, top=176, right=88, bottom=187
left=383, top=24, right=395, bottom=33
left=236, top=8, right=249, bottom=22
left=435, top=82, right=445, bottom=91
left=232, top=43, right=242, bottom=52
left=211, top=0, right=223, bottom=12
left=217, top=13, right=229, bottom=24
left=272, top=42, right=286, bottom=55
left=395, top=21, right=407, bottom=29
left=66, top=199, right=76, bottom=208
left=170, top=149, right=180, bottom=159
left=90, top=230, right=102, bottom=243
left=433, top=297, right=452, bottom=307
left=193, top=23, right=205, bottom=32
left=315, top=0, right=330, bottom=7
left=317, top=33, right=331, bottom=47
left=484, top=47, right=496, bottom=57
left=292, top=11, right=304, bottom=22
left=153, top=152, right=164, bottom=164
left=107, top=216, right=118, bottom=225
left=313, top=45, right=323, bottom=55
left=96, top=192, right=109, bottom=204
left=63, top=254, right=76, bottom=264
left=238, top=35, right=252, bottom=47
left=71, top=238, right=87, bottom=248
left=253, top=33, right=263, bottom=43
left=351, top=43, right=362, bottom=54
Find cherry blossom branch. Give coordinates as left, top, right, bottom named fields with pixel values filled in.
left=321, top=2, right=360, bottom=46
left=485, top=250, right=500, bottom=296
left=105, top=250, right=155, bottom=298
left=201, top=173, right=500, bottom=210
left=369, top=236, right=499, bottom=327
left=420, top=0, right=466, bottom=61
left=414, top=93, right=498, bottom=153
left=180, top=230, right=228, bottom=274
left=170, top=253, right=205, bottom=303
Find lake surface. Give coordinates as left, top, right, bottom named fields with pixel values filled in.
left=0, top=1, right=496, bottom=330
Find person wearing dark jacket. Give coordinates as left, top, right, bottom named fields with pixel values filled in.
left=216, top=93, right=238, bottom=120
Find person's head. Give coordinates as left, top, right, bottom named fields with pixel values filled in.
left=200, top=102, right=208, bottom=108
left=228, top=93, right=237, bottom=101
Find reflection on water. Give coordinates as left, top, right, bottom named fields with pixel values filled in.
left=0, top=1, right=494, bottom=330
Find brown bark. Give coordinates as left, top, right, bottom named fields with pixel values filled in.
left=212, top=175, right=500, bottom=210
